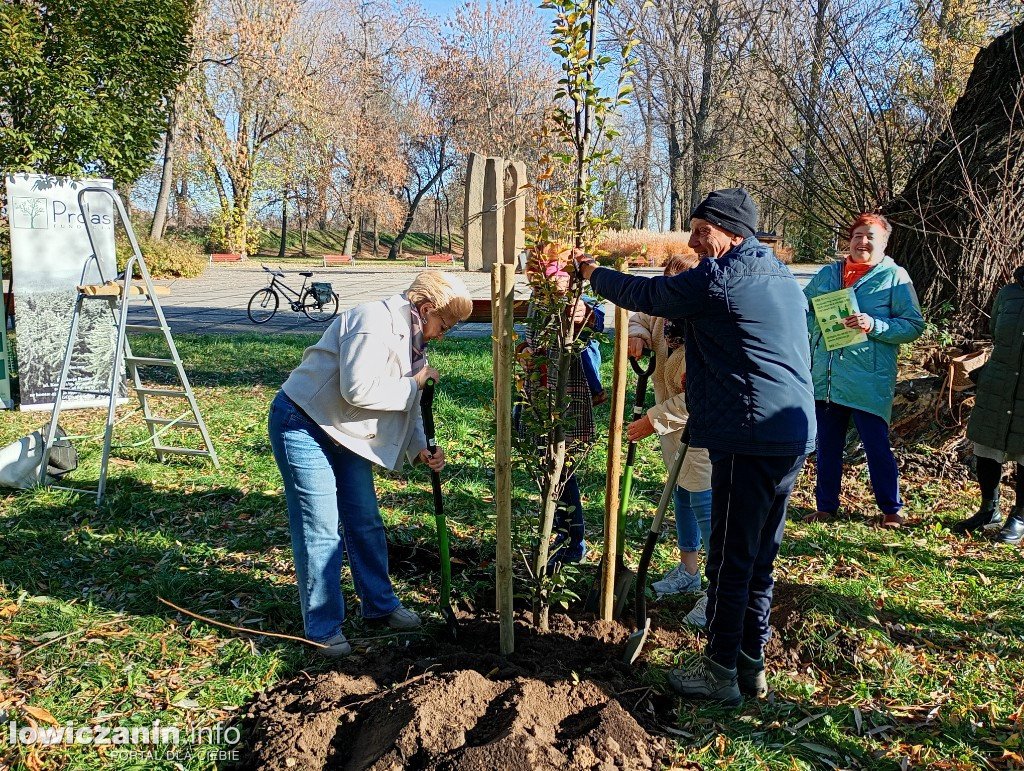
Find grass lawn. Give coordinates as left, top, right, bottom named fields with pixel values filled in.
left=1, top=335, right=1022, bottom=769
left=253, top=228, right=463, bottom=264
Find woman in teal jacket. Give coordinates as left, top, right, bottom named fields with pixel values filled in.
left=803, top=213, right=925, bottom=528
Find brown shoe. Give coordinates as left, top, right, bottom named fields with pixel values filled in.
left=881, top=513, right=904, bottom=528
left=802, top=511, right=834, bottom=523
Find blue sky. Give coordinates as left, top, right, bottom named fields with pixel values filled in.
left=419, top=0, right=462, bottom=17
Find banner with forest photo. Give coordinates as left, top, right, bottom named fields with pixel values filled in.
left=5, top=174, right=124, bottom=411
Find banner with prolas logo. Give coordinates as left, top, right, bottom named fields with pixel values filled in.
left=5, top=173, right=124, bottom=411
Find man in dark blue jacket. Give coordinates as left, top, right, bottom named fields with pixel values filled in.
left=576, top=188, right=815, bottom=705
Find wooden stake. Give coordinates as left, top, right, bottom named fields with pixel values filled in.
left=493, top=262, right=516, bottom=654
left=601, top=274, right=629, bottom=620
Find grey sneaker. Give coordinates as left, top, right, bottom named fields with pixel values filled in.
left=667, top=655, right=742, bottom=706
left=737, top=650, right=768, bottom=698
left=652, top=564, right=702, bottom=595
left=683, top=594, right=708, bottom=628
left=387, top=606, right=422, bottom=631
left=316, top=631, right=352, bottom=658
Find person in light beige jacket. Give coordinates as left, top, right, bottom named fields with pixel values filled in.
left=268, top=271, right=472, bottom=657
left=626, top=253, right=714, bottom=626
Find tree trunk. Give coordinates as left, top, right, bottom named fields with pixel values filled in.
left=373, top=215, right=379, bottom=257
left=442, top=187, right=452, bottom=252
left=667, top=92, right=687, bottom=231
left=635, top=95, right=653, bottom=230
left=343, top=217, right=356, bottom=255
left=886, top=23, right=1024, bottom=337
left=388, top=162, right=448, bottom=261
left=174, top=178, right=190, bottom=229
left=355, top=213, right=362, bottom=255
left=796, top=0, right=830, bottom=261
left=278, top=193, right=288, bottom=261
left=150, top=98, right=178, bottom=240
left=688, top=0, right=720, bottom=226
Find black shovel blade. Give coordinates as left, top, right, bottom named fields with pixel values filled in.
left=623, top=617, right=651, bottom=665
left=441, top=605, right=458, bottom=640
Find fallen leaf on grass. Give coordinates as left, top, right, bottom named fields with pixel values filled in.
left=22, top=705, right=58, bottom=726
left=793, top=712, right=827, bottom=729
left=800, top=742, right=839, bottom=758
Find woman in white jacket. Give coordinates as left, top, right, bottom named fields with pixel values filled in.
left=626, top=254, right=714, bottom=627
left=268, top=272, right=472, bottom=657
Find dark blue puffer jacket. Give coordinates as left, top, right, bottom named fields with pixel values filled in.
left=589, top=238, right=816, bottom=456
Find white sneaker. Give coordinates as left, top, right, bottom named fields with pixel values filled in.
left=316, top=631, right=352, bottom=658
left=387, top=606, right=421, bottom=631
left=652, top=564, right=702, bottom=595
left=684, top=594, right=708, bottom=628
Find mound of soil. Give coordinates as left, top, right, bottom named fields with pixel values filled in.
left=237, top=614, right=666, bottom=771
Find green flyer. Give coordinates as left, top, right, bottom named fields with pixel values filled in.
left=811, top=288, right=868, bottom=351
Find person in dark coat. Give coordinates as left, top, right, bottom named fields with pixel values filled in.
left=574, top=188, right=816, bottom=706
left=953, top=264, right=1024, bottom=544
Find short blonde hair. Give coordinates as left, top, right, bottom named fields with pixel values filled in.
left=407, top=271, right=473, bottom=326
left=663, top=253, right=702, bottom=276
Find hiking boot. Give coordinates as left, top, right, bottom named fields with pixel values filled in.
left=683, top=594, right=708, bottom=628
left=667, top=656, right=742, bottom=706
left=652, top=564, right=702, bottom=595
left=316, top=631, right=352, bottom=658
left=996, top=507, right=1024, bottom=544
left=547, top=540, right=588, bottom=571
left=387, top=606, right=422, bottom=631
left=737, top=650, right=768, bottom=698
left=952, top=499, right=1003, bottom=534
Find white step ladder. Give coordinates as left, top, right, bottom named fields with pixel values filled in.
left=38, top=187, right=219, bottom=503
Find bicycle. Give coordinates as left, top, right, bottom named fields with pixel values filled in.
left=247, top=266, right=339, bottom=324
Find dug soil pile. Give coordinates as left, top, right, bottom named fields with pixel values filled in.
left=236, top=613, right=667, bottom=771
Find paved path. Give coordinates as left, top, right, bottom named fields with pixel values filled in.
left=138, top=262, right=822, bottom=338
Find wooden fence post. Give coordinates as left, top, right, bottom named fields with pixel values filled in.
left=493, top=262, right=516, bottom=654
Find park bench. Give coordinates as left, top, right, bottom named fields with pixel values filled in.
left=210, top=253, right=243, bottom=263
left=423, top=253, right=457, bottom=267
left=464, top=298, right=530, bottom=324
left=322, top=253, right=356, bottom=266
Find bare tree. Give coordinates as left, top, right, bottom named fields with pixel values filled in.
left=184, top=0, right=327, bottom=256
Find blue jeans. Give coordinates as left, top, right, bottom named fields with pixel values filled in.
left=555, top=472, right=586, bottom=545
left=673, top=486, right=712, bottom=552
left=814, top=400, right=902, bottom=515
left=268, top=391, right=400, bottom=643
left=581, top=340, right=603, bottom=396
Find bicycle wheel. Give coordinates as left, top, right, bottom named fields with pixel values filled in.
left=247, top=288, right=279, bottom=323
left=302, top=288, right=339, bottom=322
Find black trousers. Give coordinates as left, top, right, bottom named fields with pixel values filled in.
left=703, top=452, right=807, bottom=669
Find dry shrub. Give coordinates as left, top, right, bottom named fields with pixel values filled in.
left=117, top=234, right=208, bottom=278
left=596, top=229, right=697, bottom=266
left=773, top=241, right=795, bottom=264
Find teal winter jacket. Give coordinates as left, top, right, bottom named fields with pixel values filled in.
left=804, top=256, right=925, bottom=422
